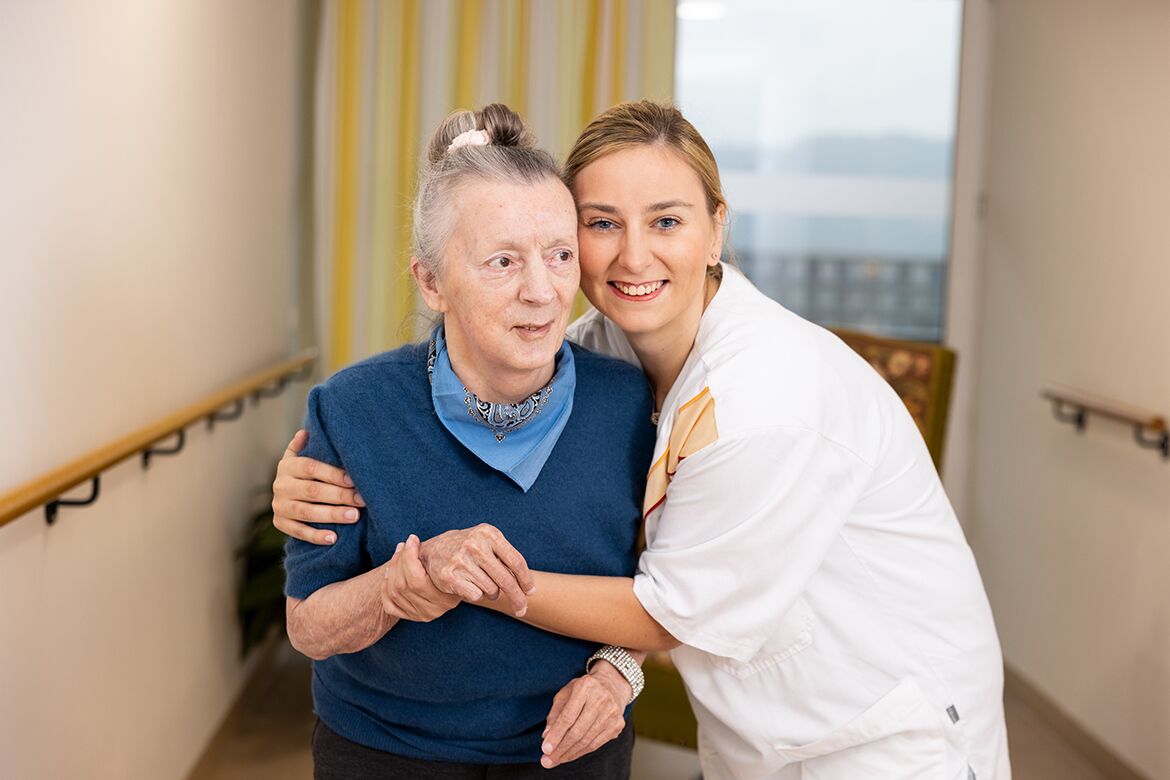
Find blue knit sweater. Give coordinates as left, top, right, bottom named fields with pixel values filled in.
left=283, top=341, right=655, bottom=763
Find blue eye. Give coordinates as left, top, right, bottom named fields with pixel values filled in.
left=655, top=216, right=680, bottom=229
left=588, top=219, right=616, bottom=231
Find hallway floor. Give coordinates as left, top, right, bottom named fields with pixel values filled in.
left=187, top=641, right=1112, bottom=780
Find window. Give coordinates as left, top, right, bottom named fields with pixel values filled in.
left=676, top=0, right=963, bottom=341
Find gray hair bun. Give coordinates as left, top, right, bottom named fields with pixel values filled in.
left=426, top=103, right=536, bottom=165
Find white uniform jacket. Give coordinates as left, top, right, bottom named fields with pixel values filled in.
left=569, top=265, right=1010, bottom=780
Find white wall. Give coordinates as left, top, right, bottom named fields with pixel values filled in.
left=972, top=1, right=1170, bottom=777
left=0, top=2, right=301, bottom=778
left=942, top=0, right=994, bottom=530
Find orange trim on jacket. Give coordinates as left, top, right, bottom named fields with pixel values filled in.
left=643, top=387, right=719, bottom=518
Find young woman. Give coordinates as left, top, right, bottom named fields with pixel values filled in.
left=276, top=102, right=1010, bottom=780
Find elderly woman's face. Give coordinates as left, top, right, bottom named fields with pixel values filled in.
left=422, top=176, right=579, bottom=391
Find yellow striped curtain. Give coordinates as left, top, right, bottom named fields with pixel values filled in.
left=313, top=0, right=677, bottom=372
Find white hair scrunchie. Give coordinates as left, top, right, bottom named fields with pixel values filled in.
left=447, top=129, right=490, bottom=152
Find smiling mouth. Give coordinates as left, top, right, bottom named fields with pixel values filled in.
left=609, top=280, right=667, bottom=299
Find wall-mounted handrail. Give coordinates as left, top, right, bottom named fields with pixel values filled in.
left=0, top=349, right=318, bottom=529
left=1041, top=387, right=1168, bottom=460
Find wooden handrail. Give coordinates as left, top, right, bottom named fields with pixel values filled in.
left=0, top=349, right=318, bottom=529
left=1041, top=387, right=1168, bottom=460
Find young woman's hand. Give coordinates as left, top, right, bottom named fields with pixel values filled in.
left=418, top=524, right=535, bottom=617
left=380, top=535, right=460, bottom=622
left=539, top=662, right=631, bottom=768
left=272, top=430, right=365, bottom=545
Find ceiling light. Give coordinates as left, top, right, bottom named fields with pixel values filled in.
left=677, top=1, right=726, bottom=22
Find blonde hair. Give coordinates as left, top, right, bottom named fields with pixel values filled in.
left=563, top=100, right=728, bottom=220
left=412, top=103, right=561, bottom=275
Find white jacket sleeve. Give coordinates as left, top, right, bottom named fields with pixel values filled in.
left=632, top=426, right=874, bottom=662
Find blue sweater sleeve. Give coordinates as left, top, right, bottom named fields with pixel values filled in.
left=282, top=384, right=370, bottom=600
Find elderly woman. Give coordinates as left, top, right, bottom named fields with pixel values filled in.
left=282, top=104, right=655, bottom=779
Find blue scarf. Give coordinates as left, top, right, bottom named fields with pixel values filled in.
left=429, top=327, right=575, bottom=492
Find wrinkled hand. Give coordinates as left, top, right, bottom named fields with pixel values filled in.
left=272, top=430, right=366, bottom=546
left=540, top=662, right=631, bottom=769
left=380, top=535, right=460, bottom=622
left=419, top=524, right=535, bottom=617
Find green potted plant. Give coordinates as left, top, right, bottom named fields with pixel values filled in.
left=236, top=492, right=289, bottom=656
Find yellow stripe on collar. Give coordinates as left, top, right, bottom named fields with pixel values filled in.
left=643, top=387, right=719, bottom=519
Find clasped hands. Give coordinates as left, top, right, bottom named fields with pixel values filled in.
left=379, top=524, right=630, bottom=769
left=378, top=523, right=533, bottom=622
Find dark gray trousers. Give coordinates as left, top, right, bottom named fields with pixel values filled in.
left=311, top=719, right=634, bottom=780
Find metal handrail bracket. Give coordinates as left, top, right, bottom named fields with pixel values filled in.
left=1041, top=387, right=1167, bottom=461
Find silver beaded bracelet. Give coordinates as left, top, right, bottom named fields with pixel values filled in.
left=585, top=645, right=645, bottom=704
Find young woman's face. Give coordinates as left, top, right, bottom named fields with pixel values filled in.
left=573, top=144, right=723, bottom=342
left=418, top=176, right=579, bottom=387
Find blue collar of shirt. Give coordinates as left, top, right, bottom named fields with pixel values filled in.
left=430, top=327, right=575, bottom=492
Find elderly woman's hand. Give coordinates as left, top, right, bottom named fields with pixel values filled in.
left=272, top=430, right=365, bottom=546
left=380, top=534, right=460, bottom=622
left=419, top=525, right=535, bottom=617
left=539, top=663, right=631, bottom=769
